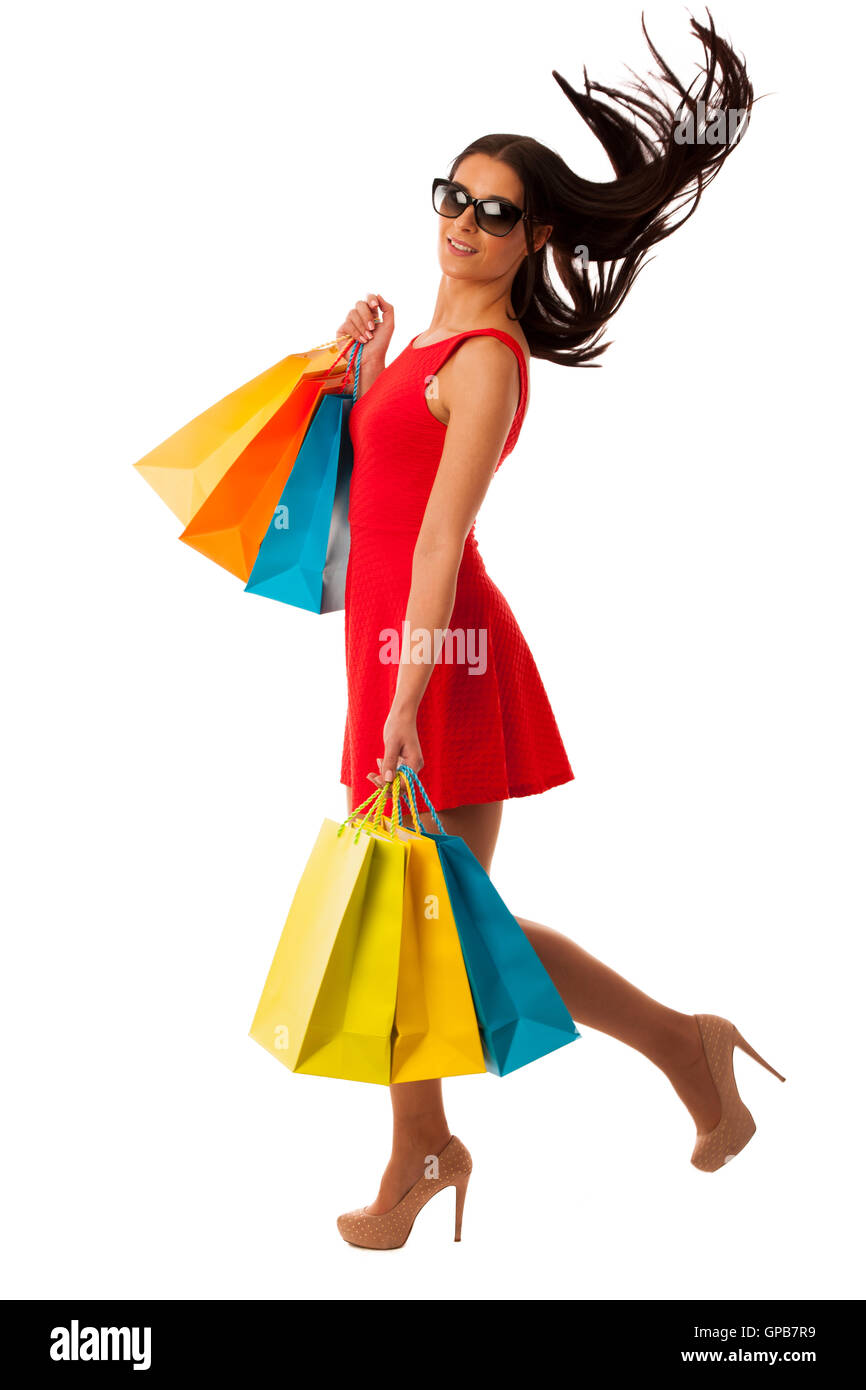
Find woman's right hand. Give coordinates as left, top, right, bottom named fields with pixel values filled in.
left=336, top=294, right=394, bottom=362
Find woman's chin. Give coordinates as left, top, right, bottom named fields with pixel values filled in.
left=439, top=255, right=482, bottom=279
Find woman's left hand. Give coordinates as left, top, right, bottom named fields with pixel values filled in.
left=368, top=707, right=424, bottom=790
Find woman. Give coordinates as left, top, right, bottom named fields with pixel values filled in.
left=334, top=12, right=784, bottom=1250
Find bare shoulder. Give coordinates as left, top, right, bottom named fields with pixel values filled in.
left=454, top=332, right=521, bottom=371
left=442, top=333, right=522, bottom=399
left=426, top=328, right=528, bottom=426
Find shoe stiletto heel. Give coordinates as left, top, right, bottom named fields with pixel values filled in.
left=336, top=1136, right=473, bottom=1249
left=731, top=1025, right=786, bottom=1082
left=453, top=1172, right=470, bottom=1242
left=690, top=1014, right=786, bottom=1173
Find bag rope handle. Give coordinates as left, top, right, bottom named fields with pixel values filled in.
left=336, top=762, right=445, bottom=847
left=307, top=333, right=365, bottom=357
left=301, top=335, right=364, bottom=394
left=337, top=782, right=390, bottom=843
left=305, top=334, right=358, bottom=364
left=395, top=763, right=447, bottom=836
left=394, top=771, right=422, bottom=834
left=334, top=339, right=364, bottom=396
left=336, top=766, right=406, bottom=845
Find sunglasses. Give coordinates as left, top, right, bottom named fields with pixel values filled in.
left=432, top=177, right=530, bottom=238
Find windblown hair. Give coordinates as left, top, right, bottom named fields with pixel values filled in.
left=448, top=9, right=756, bottom=366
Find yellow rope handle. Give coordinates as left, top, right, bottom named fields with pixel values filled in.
left=337, top=787, right=381, bottom=843
left=337, top=787, right=379, bottom=827
left=337, top=778, right=403, bottom=844
left=354, top=787, right=388, bottom=841
left=370, top=771, right=414, bottom=837
left=370, top=782, right=391, bottom=836
left=336, top=769, right=426, bottom=846
left=372, top=775, right=417, bottom=842
left=306, top=334, right=355, bottom=352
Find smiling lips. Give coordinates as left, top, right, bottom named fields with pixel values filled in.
left=447, top=235, right=477, bottom=257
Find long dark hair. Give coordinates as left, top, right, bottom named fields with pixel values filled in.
left=448, top=9, right=756, bottom=366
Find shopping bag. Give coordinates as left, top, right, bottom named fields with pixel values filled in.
left=387, top=816, right=486, bottom=1083
left=243, top=342, right=362, bottom=612
left=133, top=340, right=349, bottom=525
left=396, top=763, right=580, bottom=1076
left=248, top=776, right=487, bottom=1085
left=248, top=785, right=407, bottom=1084
left=178, top=367, right=343, bottom=582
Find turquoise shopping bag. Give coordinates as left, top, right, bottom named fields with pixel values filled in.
left=396, top=764, right=579, bottom=1076
left=244, top=342, right=362, bottom=612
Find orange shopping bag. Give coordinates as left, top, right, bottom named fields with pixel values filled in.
left=179, top=363, right=349, bottom=582
left=133, top=340, right=349, bottom=525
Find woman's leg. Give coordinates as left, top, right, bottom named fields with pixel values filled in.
left=513, top=918, right=721, bottom=1132
left=414, top=798, right=721, bottom=1135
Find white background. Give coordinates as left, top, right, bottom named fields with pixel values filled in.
left=2, top=0, right=863, bottom=1301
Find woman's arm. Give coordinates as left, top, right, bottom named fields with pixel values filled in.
left=371, top=335, right=521, bottom=787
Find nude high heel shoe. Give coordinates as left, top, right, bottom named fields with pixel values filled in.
left=690, top=1014, right=786, bottom=1172
left=336, top=1136, right=472, bottom=1249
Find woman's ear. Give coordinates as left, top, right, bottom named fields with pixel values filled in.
left=532, top=224, right=553, bottom=253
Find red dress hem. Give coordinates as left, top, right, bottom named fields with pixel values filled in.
left=339, top=765, right=575, bottom=813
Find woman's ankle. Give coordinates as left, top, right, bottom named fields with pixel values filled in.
left=647, top=1011, right=704, bottom=1078
left=391, top=1122, right=452, bottom=1160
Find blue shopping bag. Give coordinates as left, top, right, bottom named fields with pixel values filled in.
left=396, top=764, right=579, bottom=1076
left=244, top=342, right=362, bottom=613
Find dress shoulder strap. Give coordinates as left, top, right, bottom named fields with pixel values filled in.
left=420, top=329, right=529, bottom=458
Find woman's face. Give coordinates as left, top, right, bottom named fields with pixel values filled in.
left=436, top=154, right=551, bottom=285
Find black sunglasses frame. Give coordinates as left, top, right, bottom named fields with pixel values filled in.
left=432, top=177, right=530, bottom=238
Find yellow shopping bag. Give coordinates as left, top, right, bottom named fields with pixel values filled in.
left=387, top=818, right=486, bottom=1083
left=249, top=776, right=487, bottom=1085
left=249, top=789, right=407, bottom=1085
left=133, top=339, right=351, bottom=525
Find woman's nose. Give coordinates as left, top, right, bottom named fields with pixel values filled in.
left=453, top=209, right=478, bottom=235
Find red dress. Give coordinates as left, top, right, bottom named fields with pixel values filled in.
left=340, top=327, right=575, bottom=812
